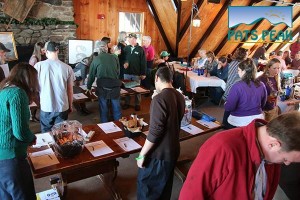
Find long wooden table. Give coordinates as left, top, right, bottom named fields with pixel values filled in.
left=29, top=115, right=222, bottom=199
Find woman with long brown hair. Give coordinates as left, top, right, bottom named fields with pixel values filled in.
left=225, top=58, right=267, bottom=127
left=0, top=62, right=38, bottom=199
left=258, top=58, right=281, bottom=121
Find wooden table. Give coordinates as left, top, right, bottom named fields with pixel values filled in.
left=173, top=63, right=226, bottom=93
left=28, top=121, right=145, bottom=200
left=29, top=114, right=222, bottom=199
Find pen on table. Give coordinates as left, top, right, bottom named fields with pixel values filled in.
left=42, top=139, right=46, bottom=142
left=202, top=123, right=209, bottom=128
left=187, top=126, right=192, bottom=130
left=48, top=155, right=53, bottom=160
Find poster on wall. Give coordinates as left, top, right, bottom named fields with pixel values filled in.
left=68, top=40, right=93, bottom=64
left=0, top=32, right=18, bottom=61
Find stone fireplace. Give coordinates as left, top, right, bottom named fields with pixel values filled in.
left=0, top=0, right=76, bottom=64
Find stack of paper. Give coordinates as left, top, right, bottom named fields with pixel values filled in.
left=30, top=148, right=59, bottom=170
left=73, top=93, right=88, bottom=100
left=114, top=137, right=141, bottom=151
left=79, top=85, right=88, bottom=90
left=132, top=87, right=149, bottom=93
left=181, top=124, right=204, bottom=135
left=85, top=141, right=114, bottom=157
left=32, top=132, right=54, bottom=148
left=196, top=120, right=220, bottom=128
left=98, top=122, right=122, bottom=134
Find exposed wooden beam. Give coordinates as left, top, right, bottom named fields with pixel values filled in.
left=265, top=9, right=300, bottom=52
left=189, top=0, right=231, bottom=60
left=175, top=0, right=182, bottom=56
left=146, top=0, right=174, bottom=55
left=179, top=0, right=204, bottom=42
left=173, top=0, right=178, bottom=10
left=275, top=25, right=300, bottom=52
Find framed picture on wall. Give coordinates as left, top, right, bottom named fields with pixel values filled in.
left=68, top=40, right=94, bottom=64
left=0, top=32, right=18, bottom=61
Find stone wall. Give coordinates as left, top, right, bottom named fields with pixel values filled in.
left=0, top=0, right=76, bottom=63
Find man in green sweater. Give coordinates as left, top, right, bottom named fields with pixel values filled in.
left=87, top=41, right=121, bottom=122
left=123, top=33, right=147, bottom=111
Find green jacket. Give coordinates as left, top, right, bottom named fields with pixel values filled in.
left=87, top=53, right=120, bottom=90
left=123, top=44, right=147, bottom=76
left=0, top=87, right=35, bottom=160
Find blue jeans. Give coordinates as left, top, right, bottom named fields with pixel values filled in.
left=98, top=96, right=121, bottom=123
left=40, top=110, right=69, bottom=133
left=137, top=158, right=175, bottom=200
left=0, top=157, right=36, bottom=200
left=124, top=74, right=141, bottom=106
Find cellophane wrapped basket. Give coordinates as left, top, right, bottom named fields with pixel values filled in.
left=51, top=120, right=84, bottom=158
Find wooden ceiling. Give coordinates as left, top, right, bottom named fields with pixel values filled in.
left=73, top=0, right=300, bottom=59
left=147, top=0, right=300, bottom=58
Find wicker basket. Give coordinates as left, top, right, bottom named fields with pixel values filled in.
left=51, top=120, right=84, bottom=158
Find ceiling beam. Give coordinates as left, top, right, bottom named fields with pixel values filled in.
left=146, top=0, right=174, bottom=55
left=189, top=0, right=232, bottom=60
left=172, top=0, right=178, bottom=10
left=178, top=0, right=204, bottom=42
left=175, top=0, right=182, bottom=56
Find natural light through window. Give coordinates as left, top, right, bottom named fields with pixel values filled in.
left=119, top=12, right=144, bottom=44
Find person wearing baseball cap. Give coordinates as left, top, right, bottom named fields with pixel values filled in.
left=34, top=41, right=75, bottom=132
left=0, top=42, right=10, bottom=65
left=123, top=33, right=147, bottom=111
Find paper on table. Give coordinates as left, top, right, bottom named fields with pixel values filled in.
left=181, top=124, right=204, bottom=135
left=85, top=140, right=114, bottom=157
left=98, top=122, right=122, bottom=134
left=79, top=85, right=88, bottom=90
left=73, top=93, right=88, bottom=100
left=121, top=89, right=128, bottom=94
left=30, top=148, right=59, bottom=170
left=32, top=132, right=54, bottom=148
left=81, top=129, right=87, bottom=138
left=114, top=137, right=141, bottom=151
left=132, top=87, right=149, bottom=93
left=197, top=120, right=220, bottom=129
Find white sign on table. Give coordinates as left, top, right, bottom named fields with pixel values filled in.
left=114, top=137, right=141, bottom=151
left=98, top=122, right=122, bottom=134
left=30, top=148, right=59, bottom=170
left=85, top=140, right=114, bottom=157
left=181, top=124, right=204, bottom=135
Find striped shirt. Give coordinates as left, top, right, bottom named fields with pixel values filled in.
left=223, top=60, right=242, bottom=100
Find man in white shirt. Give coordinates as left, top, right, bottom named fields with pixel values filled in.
left=34, top=41, right=75, bottom=132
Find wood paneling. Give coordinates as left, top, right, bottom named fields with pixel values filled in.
left=73, top=0, right=166, bottom=58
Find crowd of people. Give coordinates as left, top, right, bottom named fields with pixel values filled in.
left=0, top=32, right=300, bottom=200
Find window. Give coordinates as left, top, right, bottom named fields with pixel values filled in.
left=119, top=12, right=144, bottom=44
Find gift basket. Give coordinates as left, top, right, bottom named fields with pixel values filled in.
left=119, top=114, right=144, bottom=138
left=51, top=120, right=84, bottom=158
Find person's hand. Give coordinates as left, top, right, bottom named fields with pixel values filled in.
left=140, top=75, right=146, bottom=80
left=30, top=135, right=37, bottom=146
left=85, top=89, right=92, bottom=96
left=136, top=155, right=145, bottom=168
left=69, top=105, right=73, bottom=113
left=124, top=63, right=129, bottom=69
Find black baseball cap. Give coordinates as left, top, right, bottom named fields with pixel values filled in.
left=46, top=42, right=59, bottom=52
left=0, top=42, right=10, bottom=52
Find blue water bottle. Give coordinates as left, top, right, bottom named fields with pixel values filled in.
left=197, top=68, right=200, bottom=76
